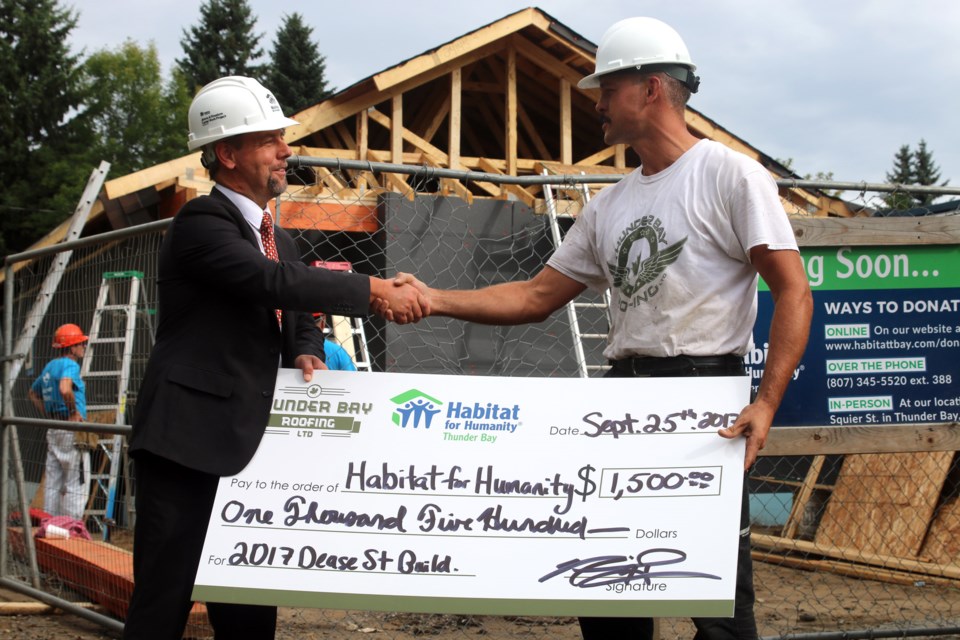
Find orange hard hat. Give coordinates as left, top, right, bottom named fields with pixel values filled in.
left=52, top=323, right=88, bottom=348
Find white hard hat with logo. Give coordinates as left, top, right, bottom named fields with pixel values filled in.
left=578, top=17, right=700, bottom=93
left=187, top=76, right=299, bottom=151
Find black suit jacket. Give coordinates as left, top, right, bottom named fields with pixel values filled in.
left=130, top=189, right=370, bottom=475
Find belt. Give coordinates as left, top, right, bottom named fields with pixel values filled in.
left=609, top=354, right=744, bottom=377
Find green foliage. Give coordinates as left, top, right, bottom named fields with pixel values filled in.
left=2, top=0, right=342, bottom=255
left=775, top=157, right=795, bottom=172
left=267, top=12, right=332, bottom=114
left=0, top=0, right=85, bottom=254
left=177, top=0, right=264, bottom=91
left=77, top=40, right=191, bottom=176
left=883, top=140, right=948, bottom=210
left=885, top=145, right=913, bottom=183
left=160, top=69, right=195, bottom=158
left=912, top=140, right=944, bottom=206
left=0, top=3, right=196, bottom=255
left=774, top=158, right=839, bottom=196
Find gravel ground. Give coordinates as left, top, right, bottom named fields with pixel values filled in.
left=4, top=558, right=960, bottom=639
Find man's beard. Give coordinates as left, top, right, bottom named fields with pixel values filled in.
left=268, top=174, right=287, bottom=197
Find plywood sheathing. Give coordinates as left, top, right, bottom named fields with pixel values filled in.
left=814, top=451, right=955, bottom=558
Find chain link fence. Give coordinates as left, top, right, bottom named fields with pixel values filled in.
left=2, top=161, right=960, bottom=639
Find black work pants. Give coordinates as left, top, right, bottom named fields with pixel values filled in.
left=578, top=355, right=758, bottom=640
left=122, top=452, right=277, bottom=640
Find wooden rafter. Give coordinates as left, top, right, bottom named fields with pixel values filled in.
left=370, top=8, right=540, bottom=93
left=474, top=98, right=506, bottom=155
left=516, top=102, right=551, bottom=160
left=463, top=127, right=492, bottom=163
left=472, top=55, right=536, bottom=162
left=517, top=55, right=598, bottom=121
left=477, top=157, right=535, bottom=205
left=390, top=95, right=404, bottom=167
left=559, top=78, right=572, bottom=165
left=511, top=37, right=602, bottom=157
left=334, top=121, right=357, bottom=151
left=615, top=144, right=626, bottom=169
left=317, top=128, right=340, bottom=151
left=356, top=110, right=369, bottom=190
left=505, top=45, right=518, bottom=176
left=575, top=146, right=616, bottom=166
left=421, top=152, right=473, bottom=204
left=422, top=95, right=451, bottom=146
left=536, top=161, right=632, bottom=176
left=524, top=19, right=594, bottom=66
left=316, top=166, right=348, bottom=192
left=367, top=107, right=449, bottom=164
left=409, top=84, right=449, bottom=143
left=449, top=68, right=462, bottom=169
left=511, top=34, right=594, bottom=101
left=513, top=55, right=599, bottom=150
left=288, top=39, right=506, bottom=141
left=104, top=154, right=203, bottom=200
left=370, top=151, right=414, bottom=200
left=292, top=146, right=356, bottom=159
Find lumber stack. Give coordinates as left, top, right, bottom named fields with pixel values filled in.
left=7, top=527, right=210, bottom=638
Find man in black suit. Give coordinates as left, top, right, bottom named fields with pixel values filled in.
left=121, top=76, right=425, bottom=640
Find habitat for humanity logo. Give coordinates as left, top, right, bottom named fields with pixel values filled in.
left=390, top=389, right=443, bottom=428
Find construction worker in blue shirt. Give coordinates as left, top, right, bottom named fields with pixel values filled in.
left=315, top=313, right=357, bottom=371
left=28, top=323, right=90, bottom=520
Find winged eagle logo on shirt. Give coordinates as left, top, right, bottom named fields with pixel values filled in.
left=607, top=217, right=687, bottom=299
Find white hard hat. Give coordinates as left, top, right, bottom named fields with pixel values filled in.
left=578, top=17, right=700, bottom=92
left=187, top=76, right=299, bottom=151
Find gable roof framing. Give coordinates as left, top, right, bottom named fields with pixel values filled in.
left=44, top=6, right=852, bottom=249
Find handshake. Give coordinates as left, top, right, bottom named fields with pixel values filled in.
left=366, top=266, right=558, bottom=327
left=369, top=272, right=431, bottom=325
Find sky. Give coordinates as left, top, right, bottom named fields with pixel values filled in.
left=68, top=0, right=959, bottom=192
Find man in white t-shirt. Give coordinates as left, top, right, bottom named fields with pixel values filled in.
left=395, top=17, right=812, bottom=640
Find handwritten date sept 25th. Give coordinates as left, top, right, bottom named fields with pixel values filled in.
left=562, top=409, right=740, bottom=438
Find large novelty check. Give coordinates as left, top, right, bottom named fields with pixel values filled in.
left=193, top=369, right=749, bottom=617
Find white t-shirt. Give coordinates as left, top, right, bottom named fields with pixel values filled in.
left=548, top=139, right=798, bottom=360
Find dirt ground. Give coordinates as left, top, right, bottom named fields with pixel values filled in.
left=2, top=559, right=959, bottom=639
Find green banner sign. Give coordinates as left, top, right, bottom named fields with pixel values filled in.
left=760, top=245, right=960, bottom=291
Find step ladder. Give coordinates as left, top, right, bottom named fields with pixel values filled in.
left=542, top=170, right=611, bottom=378
left=312, top=261, right=372, bottom=371
left=80, top=271, right=152, bottom=539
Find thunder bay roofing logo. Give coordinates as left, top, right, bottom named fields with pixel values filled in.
left=607, top=215, right=686, bottom=304
left=390, top=389, right=443, bottom=429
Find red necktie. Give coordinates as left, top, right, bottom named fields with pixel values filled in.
left=260, top=212, right=282, bottom=326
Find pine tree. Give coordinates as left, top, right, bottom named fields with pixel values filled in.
left=0, top=0, right=86, bottom=253
left=882, top=144, right=916, bottom=210
left=267, top=12, right=332, bottom=114
left=912, top=139, right=946, bottom=206
left=177, top=0, right=264, bottom=91
left=882, top=141, right=949, bottom=211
